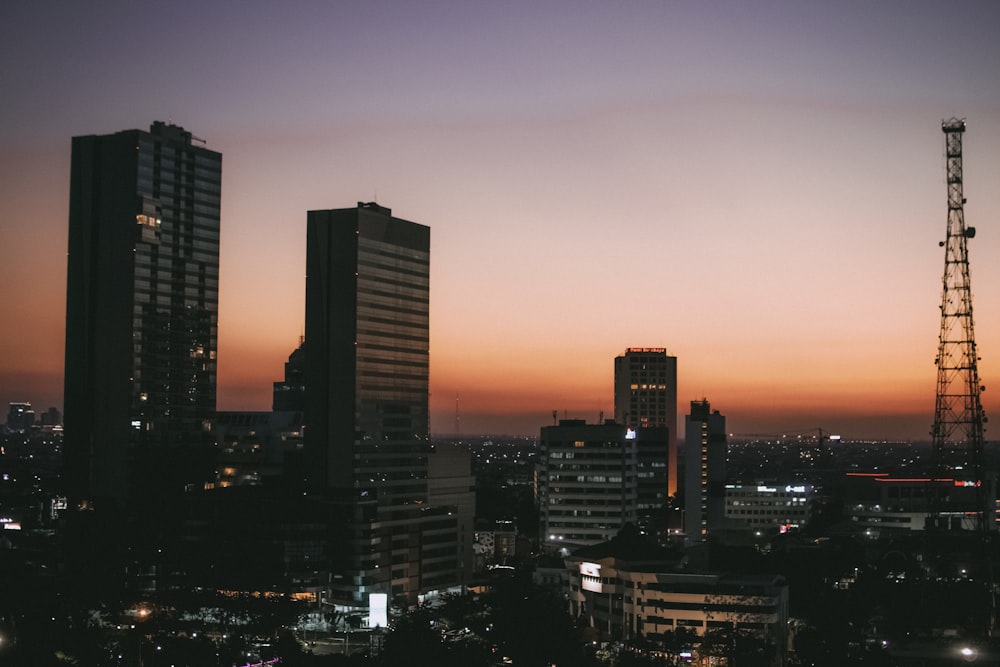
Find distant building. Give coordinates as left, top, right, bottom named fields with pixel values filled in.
left=39, top=407, right=61, bottom=427
left=6, top=403, right=35, bottom=432
left=64, top=122, right=221, bottom=506
left=684, top=399, right=727, bottom=539
left=538, top=419, right=667, bottom=552
left=844, top=472, right=996, bottom=536
left=725, top=483, right=814, bottom=533
left=272, top=339, right=305, bottom=412
left=305, top=202, right=463, bottom=610
left=614, top=348, right=677, bottom=505
left=565, top=534, right=788, bottom=662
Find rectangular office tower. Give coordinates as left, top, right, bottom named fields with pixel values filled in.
left=614, top=348, right=678, bottom=515
left=306, top=203, right=463, bottom=608
left=65, top=122, right=221, bottom=507
left=305, top=202, right=430, bottom=499
left=538, top=419, right=672, bottom=553
left=684, top=399, right=727, bottom=539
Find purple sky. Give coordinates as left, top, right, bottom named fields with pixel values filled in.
left=2, top=1, right=1000, bottom=438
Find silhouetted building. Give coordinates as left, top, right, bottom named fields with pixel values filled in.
left=614, top=348, right=677, bottom=505
left=39, top=406, right=61, bottom=427
left=427, top=443, right=476, bottom=587
left=214, top=410, right=303, bottom=487
left=305, top=202, right=430, bottom=497
left=272, top=339, right=306, bottom=412
left=305, top=202, right=461, bottom=610
left=538, top=419, right=667, bottom=552
left=64, top=121, right=221, bottom=506
left=6, top=403, right=35, bottom=432
left=684, top=399, right=727, bottom=539
left=844, top=472, right=996, bottom=536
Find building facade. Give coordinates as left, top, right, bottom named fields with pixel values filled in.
left=304, top=203, right=461, bottom=611
left=305, top=202, right=430, bottom=499
left=537, top=419, right=672, bottom=552
left=683, top=400, right=727, bottom=539
left=725, top=483, right=813, bottom=532
left=844, top=473, right=996, bottom=536
left=565, top=546, right=788, bottom=664
left=64, top=122, right=221, bottom=506
left=614, top=348, right=678, bottom=505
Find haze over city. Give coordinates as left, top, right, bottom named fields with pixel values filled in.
left=2, top=1, right=1000, bottom=439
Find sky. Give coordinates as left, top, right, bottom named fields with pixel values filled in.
left=2, top=1, right=999, bottom=440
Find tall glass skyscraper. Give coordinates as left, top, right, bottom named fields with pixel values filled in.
left=64, top=122, right=221, bottom=507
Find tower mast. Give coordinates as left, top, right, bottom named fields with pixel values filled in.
left=931, top=118, right=989, bottom=531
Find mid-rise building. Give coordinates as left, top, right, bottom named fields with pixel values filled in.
left=614, top=348, right=677, bottom=505
left=683, top=399, right=727, bottom=539
left=427, top=442, right=476, bottom=587
left=64, top=122, right=221, bottom=506
left=538, top=419, right=668, bottom=552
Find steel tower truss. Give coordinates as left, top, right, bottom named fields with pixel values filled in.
left=932, top=119, right=987, bottom=518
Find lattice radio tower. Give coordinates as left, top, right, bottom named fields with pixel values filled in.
left=931, top=118, right=989, bottom=530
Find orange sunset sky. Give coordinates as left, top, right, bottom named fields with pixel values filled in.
left=2, top=1, right=1000, bottom=440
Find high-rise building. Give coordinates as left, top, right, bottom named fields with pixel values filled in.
left=683, top=399, right=727, bottom=539
left=305, top=202, right=430, bottom=499
left=64, top=122, right=221, bottom=506
left=305, top=202, right=461, bottom=609
left=614, top=348, right=678, bottom=513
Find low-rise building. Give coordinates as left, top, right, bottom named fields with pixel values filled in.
left=725, top=483, right=814, bottom=532
left=565, top=534, right=788, bottom=665
left=844, top=472, right=996, bottom=536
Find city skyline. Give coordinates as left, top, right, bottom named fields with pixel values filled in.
left=2, top=2, right=1000, bottom=439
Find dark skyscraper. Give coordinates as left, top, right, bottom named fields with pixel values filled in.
left=64, top=122, right=221, bottom=506
left=306, top=203, right=459, bottom=608
left=305, top=202, right=430, bottom=500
